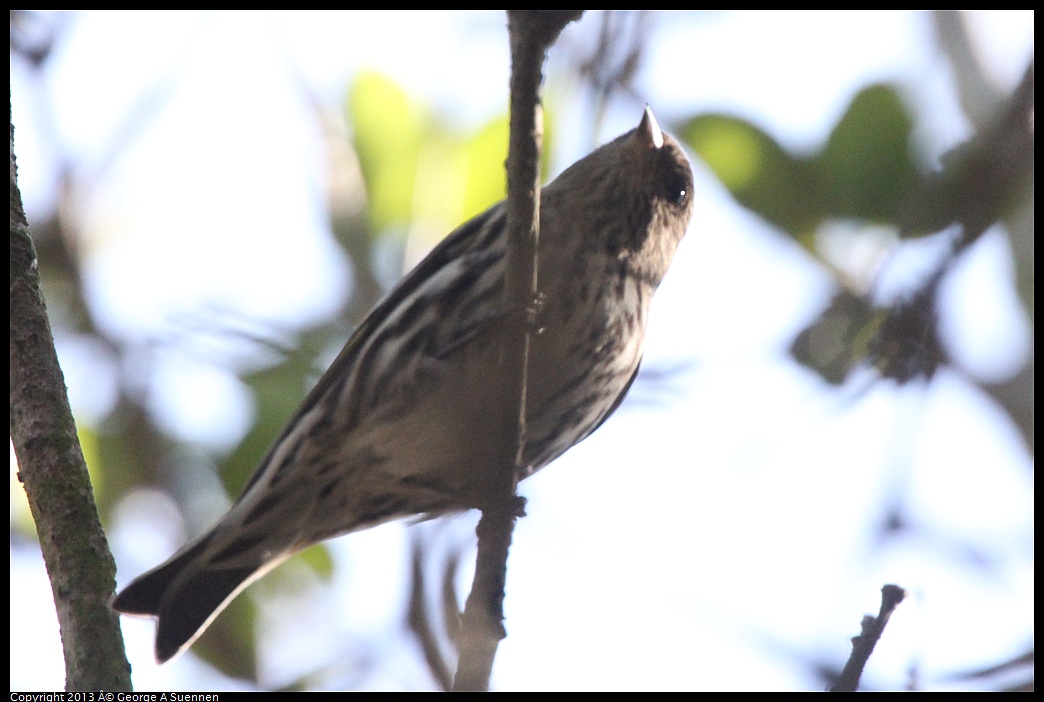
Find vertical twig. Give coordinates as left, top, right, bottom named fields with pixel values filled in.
left=452, top=10, right=583, bottom=692
left=10, top=97, right=132, bottom=690
left=830, top=584, right=907, bottom=692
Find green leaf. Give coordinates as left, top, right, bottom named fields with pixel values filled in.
left=460, top=114, right=509, bottom=221
left=680, top=114, right=821, bottom=239
left=348, top=71, right=429, bottom=234
left=456, top=109, right=552, bottom=224
left=679, top=84, right=920, bottom=249
left=818, top=84, right=916, bottom=223
left=296, top=541, right=336, bottom=580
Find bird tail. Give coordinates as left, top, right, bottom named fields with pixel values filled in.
left=112, top=533, right=280, bottom=663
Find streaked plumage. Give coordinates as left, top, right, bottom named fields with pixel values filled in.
left=113, top=107, right=694, bottom=663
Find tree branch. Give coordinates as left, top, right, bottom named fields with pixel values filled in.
left=830, top=584, right=907, bottom=692
left=10, top=95, right=132, bottom=690
left=452, top=10, right=583, bottom=692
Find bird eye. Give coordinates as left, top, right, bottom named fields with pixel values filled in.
left=659, top=168, right=690, bottom=206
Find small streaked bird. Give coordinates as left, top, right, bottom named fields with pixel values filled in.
left=113, top=107, right=694, bottom=663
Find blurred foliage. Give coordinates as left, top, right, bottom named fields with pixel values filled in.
left=681, top=83, right=920, bottom=247
left=680, top=65, right=1033, bottom=452
left=347, top=69, right=535, bottom=242
left=820, top=86, right=917, bottom=226
left=789, top=289, right=882, bottom=386
left=684, top=112, right=822, bottom=240
left=693, top=43, right=1033, bottom=691
left=681, top=85, right=919, bottom=248
left=349, top=71, right=430, bottom=234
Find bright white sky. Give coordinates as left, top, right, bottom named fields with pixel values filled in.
left=11, top=10, right=1033, bottom=692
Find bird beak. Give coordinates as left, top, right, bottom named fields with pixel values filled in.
left=639, top=106, right=664, bottom=150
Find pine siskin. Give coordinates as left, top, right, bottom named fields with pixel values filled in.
left=112, top=107, right=695, bottom=663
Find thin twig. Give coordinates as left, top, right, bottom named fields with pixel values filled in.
left=452, top=10, right=583, bottom=692
left=830, top=584, right=907, bottom=692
